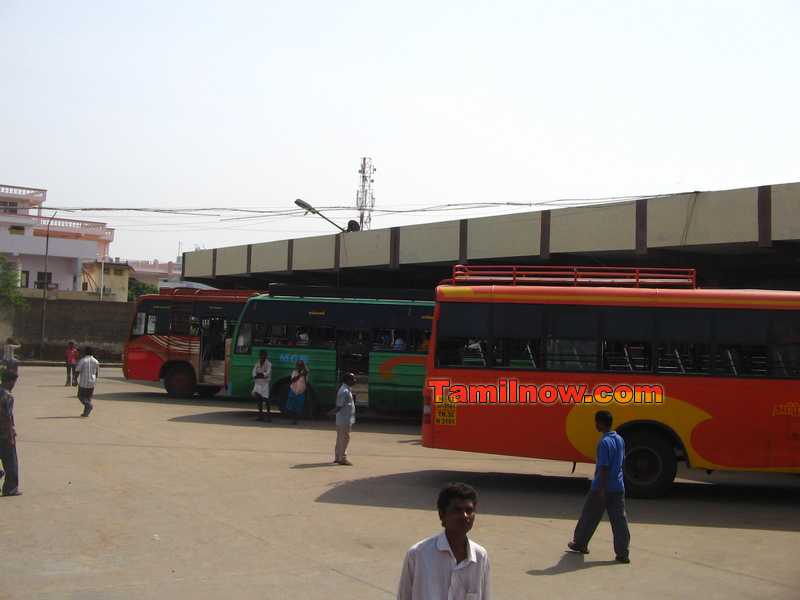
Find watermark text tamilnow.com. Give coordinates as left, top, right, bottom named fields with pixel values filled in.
left=427, top=378, right=664, bottom=405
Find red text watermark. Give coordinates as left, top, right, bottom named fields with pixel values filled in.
left=427, top=378, right=664, bottom=405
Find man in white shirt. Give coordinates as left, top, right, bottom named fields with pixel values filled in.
left=329, top=372, right=356, bottom=465
left=75, top=347, right=100, bottom=418
left=397, top=483, right=491, bottom=600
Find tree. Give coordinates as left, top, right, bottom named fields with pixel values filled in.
left=128, top=278, right=159, bottom=302
left=0, top=256, right=26, bottom=313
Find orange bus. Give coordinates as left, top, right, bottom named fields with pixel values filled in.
left=123, top=288, right=260, bottom=397
left=422, top=265, right=800, bottom=497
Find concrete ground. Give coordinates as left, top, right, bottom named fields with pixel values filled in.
left=2, top=367, right=799, bottom=600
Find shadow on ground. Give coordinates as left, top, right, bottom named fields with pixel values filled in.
left=92, top=391, right=254, bottom=410
left=167, top=410, right=420, bottom=435
left=527, top=553, right=621, bottom=575
left=315, top=469, right=800, bottom=531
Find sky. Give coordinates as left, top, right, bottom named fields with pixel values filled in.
left=1, top=0, right=799, bottom=261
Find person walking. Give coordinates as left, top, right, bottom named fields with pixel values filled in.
left=567, top=410, right=631, bottom=563
left=0, top=370, right=21, bottom=497
left=252, top=350, right=272, bottom=422
left=286, top=360, right=309, bottom=425
left=65, top=341, right=79, bottom=386
left=329, top=372, right=356, bottom=465
left=75, top=347, right=100, bottom=418
left=397, top=482, right=491, bottom=600
left=3, top=338, right=20, bottom=375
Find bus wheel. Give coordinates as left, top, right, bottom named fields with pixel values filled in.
left=165, top=366, right=196, bottom=399
left=197, top=386, right=221, bottom=398
left=623, top=433, right=677, bottom=499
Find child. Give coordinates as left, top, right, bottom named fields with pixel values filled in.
left=65, top=341, right=79, bottom=386
left=75, top=347, right=99, bottom=417
left=286, top=360, right=309, bottom=425
left=252, top=350, right=272, bottom=422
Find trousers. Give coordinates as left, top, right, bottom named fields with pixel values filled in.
left=573, top=490, right=630, bottom=558
left=0, top=441, right=19, bottom=495
left=78, top=387, right=94, bottom=415
left=334, top=424, right=351, bottom=461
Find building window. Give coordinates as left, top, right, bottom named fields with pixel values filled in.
left=0, top=201, right=18, bottom=214
left=8, top=226, right=24, bottom=235
left=114, top=268, right=124, bottom=276
left=20, top=270, right=29, bottom=288
left=35, top=272, right=53, bottom=289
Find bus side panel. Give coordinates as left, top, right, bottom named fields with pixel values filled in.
left=369, top=352, right=426, bottom=412
left=425, top=368, right=585, bottom=462
left=426, top=369, right=800, bottom=472
left=229, top=346, right=338, bottom=407
left=124, top=337, right=167, bottom=382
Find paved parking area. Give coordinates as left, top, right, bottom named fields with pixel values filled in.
left=2, top=367, right=799, bottom=599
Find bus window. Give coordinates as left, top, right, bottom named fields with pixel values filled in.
left=308, top=326, right=336, bottom=348
left=714, top=345, right=770, bottom=377
left=171, top=306, right=192, bottom=335
left=656, top=342, right=711, bottom=375
left=493, top=338, right=542, bottom=370
left=599, top=307, right=653, bottom=372
left=132, top=311, right=146, bottom=336
left=602, top=340, right=652, bottom=372
left=545, top=306, right=598, bottom=371
left=545, top=339, right=597, bottom=371
left=436, top=338, right=488, bottom=368
left=771, top=345, right=800, bottom=377
left=235, top=322, right=252, bottom=354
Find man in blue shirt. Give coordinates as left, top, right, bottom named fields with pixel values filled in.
left=568, top=410, right=630, bottom=563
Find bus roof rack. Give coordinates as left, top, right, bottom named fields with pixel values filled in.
left=449, top=265, right=697, bottom=289
left=159, top=288, right=262, bottom=297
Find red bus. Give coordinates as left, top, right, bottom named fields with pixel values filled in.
left=123, top=289, right=260, bottom=397
left=422, top=265, right=800, bottom=497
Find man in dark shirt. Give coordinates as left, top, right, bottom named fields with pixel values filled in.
left=0, top=370, right=21, bottom=497
left=567, top=410, right=630, bottom=562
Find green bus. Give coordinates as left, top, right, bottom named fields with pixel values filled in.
left=228, top=294, right=434, bottom=414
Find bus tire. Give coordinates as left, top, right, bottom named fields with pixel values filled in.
left=196, top=385, right=221, bottom=398
left=622, top=432, right=677, bottom=499
left=164, top=365, right=196, bottom=399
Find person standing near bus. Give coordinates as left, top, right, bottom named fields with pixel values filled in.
left=0, top=370, right=21, bottom=497
left=397, top=482, right=491, bottom=600
left=329, top=372, right=356, bottom=465
left=75, top=347, right=100, bottom=418
left=65, top=341, right=79, bottom=386
left=253, top=350, right=272, bottom=422
left=286, top=360, right=309, bottom=425
left=568, top=410, right=630, bottom=563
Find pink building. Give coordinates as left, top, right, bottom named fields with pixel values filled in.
left=0, top=184, right=114, bottom=291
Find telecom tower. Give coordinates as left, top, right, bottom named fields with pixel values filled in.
left=355, top=157, right=376, bottom=230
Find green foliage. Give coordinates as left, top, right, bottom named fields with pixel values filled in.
left=128, top=278, right=159, bottom=302
left=0, top=256, right=26, bottom=313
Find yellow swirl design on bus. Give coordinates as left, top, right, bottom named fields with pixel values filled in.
left=564, top=396, right=717, bottom=469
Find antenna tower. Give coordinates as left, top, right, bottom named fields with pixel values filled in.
left=355, top=157, right=376, bottom=230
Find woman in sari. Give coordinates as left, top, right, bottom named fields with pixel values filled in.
left=286, top=360, right=309, bottom=424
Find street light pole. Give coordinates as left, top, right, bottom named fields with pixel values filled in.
left=294, top=199, right=348, bottom=288
left=39, top=211, right=57, bottom=357
left=294, top=199, right=346, bottom=233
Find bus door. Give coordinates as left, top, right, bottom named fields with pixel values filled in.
left=198, top=311, right=227, bottom=386
left=336, top=328, right=370, bottom=407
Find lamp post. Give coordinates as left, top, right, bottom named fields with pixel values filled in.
left=294, top=199, right=346, bottom=233
left=39, top=211, right=58, bottom=357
